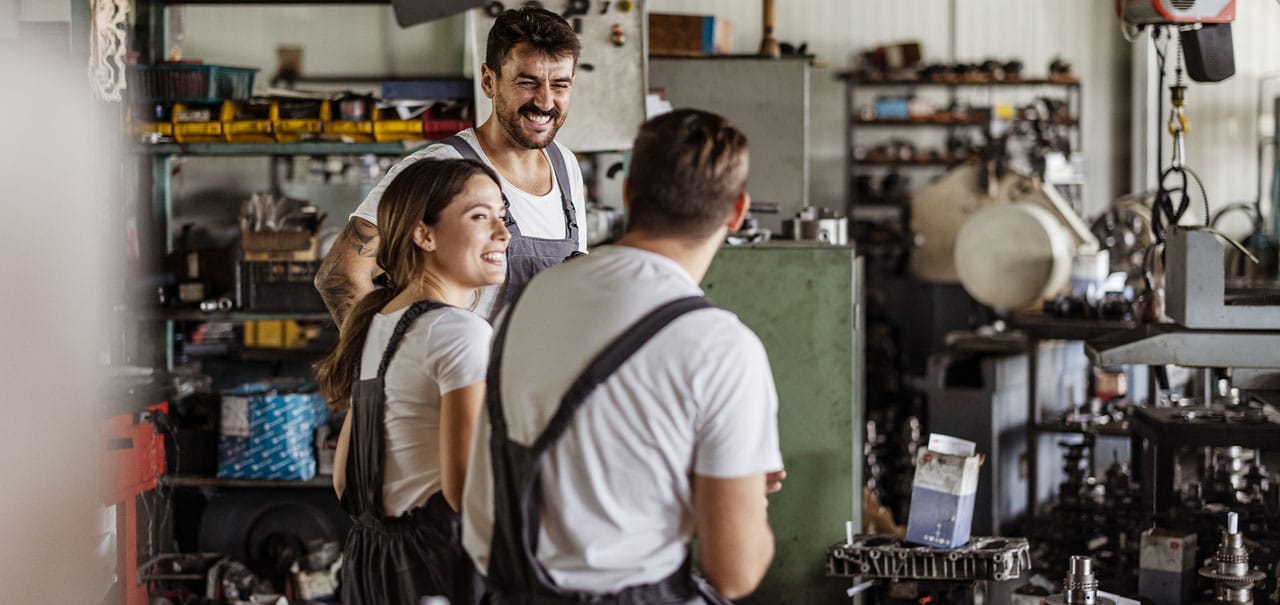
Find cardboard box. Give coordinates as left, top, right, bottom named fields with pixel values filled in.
left=649, top=13, right=733, bottom=56
left=243, top=319, right=308, bottom=349
left=218, top=381, right=328, bottom=481
left=241, top=224, right=319, bottom=262
left=906, top=434, right=981, bottom=548
left=1139, top=528, right=1197, bottom=605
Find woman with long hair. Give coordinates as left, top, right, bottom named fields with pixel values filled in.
left=315, top=157, right=508, bottom=605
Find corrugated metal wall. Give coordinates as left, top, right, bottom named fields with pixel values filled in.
left=179, top=6, right=466, bottom=79
left=647, top=0, right=1130, bottom=216
left=177, top=2, right=1280, bottom=228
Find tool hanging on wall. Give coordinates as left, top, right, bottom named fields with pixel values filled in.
left=759, top=0, right=780, bottom=58
left=562, top=0, right=589, bottom=18
left=1152, top=33, right=1211, bottom=245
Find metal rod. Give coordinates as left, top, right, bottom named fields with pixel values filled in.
left=1203, top=367, right=1213, bottom=406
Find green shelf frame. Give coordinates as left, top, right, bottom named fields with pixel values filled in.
left=130, top=140, right=433, bottom=156
left=162, top=474, right=334, bottom=489
left=137, top=309, right=334, bottom=323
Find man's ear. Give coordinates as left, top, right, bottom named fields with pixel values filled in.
left=726, top=192, right=750, bottom=232
left=622, top=177, right=631, bottom=211
left=480, top=64, right=497, bottom=99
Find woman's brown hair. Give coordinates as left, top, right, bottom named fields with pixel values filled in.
left=315, top=157, right=500, bottom=411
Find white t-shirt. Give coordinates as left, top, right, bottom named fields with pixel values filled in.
left=351, top=129, right=588, bottom=319
left=461, top=246, right=783, bottom=591
left=359, top=305, right=492, bottom=517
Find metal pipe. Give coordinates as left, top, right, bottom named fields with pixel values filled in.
left=1203, top=367, right=1213, bottom=406
left=1064, top=556, right=1098, bottom=605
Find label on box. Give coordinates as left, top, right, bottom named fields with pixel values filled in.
left=221, top=396, right=250, bottom=438
left=914, top=450, right=980, bottom=496
left=928, top=433, right=976, bottom=456
left=1140, top=529, right=1197, bottom=572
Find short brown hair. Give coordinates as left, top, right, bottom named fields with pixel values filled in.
left=485, top=6, right=580, bottom=74
left=625, top=109, right=749, bottom=239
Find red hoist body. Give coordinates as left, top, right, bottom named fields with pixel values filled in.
left=1116, top=0, right=1235, bottom=24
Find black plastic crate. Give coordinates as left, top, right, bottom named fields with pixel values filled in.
left=127, top=64, right=258, bottom=104
left=236, top=260, right=327, bottom=313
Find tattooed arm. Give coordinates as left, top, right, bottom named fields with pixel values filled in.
left=315, top=217, right=381, bottom=327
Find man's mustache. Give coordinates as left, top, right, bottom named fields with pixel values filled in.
left=519, top=105, right=560, bottom=118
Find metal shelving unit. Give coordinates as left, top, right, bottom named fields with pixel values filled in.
left=162, top=474, right=334, bottom=489
left=137, top=138, right=413, bottom=369
left=130, top=140, right=431, bottom=157
left=838, top=73, right=1084, bottom=217
left=140, top=309, right=334, bottom=322
left=117, top=4, right=415, bottom=600
left=1009, top=313, right=1137, bottom=518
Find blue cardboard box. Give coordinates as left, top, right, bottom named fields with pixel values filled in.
left=218, top=381, right=328, bottom=481
left=906, top=435, right=981, bottom=548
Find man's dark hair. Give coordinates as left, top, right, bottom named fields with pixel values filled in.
left=626, top=109, right=749, bottom=239
left=485, top=7, right=581, bottom=74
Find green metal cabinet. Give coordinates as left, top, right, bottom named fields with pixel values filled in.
left=701, top=243, right=863, bottom=605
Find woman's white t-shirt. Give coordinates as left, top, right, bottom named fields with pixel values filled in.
left=359, top=305, right=492, bottom=517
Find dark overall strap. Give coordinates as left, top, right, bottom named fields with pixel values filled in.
left=343, top=300, right=451, bottom=517
left=444, top=134, right=577, bottom=242
left=530, top=296, right=711, bottom=452
left=484, top=293, right=715, bottom=603
left=378, top=300, right=451, bottom=377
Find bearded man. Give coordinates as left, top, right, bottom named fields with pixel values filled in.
left=317, top=6, right=585, bottom=324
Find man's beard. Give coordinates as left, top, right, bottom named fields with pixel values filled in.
left=497, top=102, right=565, bottom=150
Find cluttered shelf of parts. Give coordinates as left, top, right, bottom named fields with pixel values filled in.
left=838, top=74, right=1080, bottom=87
left=127, top=141, right=433, bottom=156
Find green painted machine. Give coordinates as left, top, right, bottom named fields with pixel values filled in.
left=701, top=243, right=864, bottom=604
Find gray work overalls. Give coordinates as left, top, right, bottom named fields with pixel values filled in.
left=480, top=292, right=732, bottom=605
left=443, top=135, right=581, bottom=313
left=339, top=300, right=481, bottom=605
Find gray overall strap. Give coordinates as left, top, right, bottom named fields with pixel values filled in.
left=483, top=293, right=716, bottom=604
left=443, top=134, right=482, bottom=162
left=530, top=296, right=712, bottom=452
left=376, top=300, right=451, bottom=377
left=443, top=134, right=577, bottom=241
left=342, top=299, right=450, bottom=517
left=542, top=143, right=579, bottom=243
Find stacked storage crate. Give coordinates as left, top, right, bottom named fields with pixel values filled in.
left=127, top=63, right=472, bottom=144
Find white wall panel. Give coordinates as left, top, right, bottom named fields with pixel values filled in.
left=180, top=6, right=466, bottom=80
left=0, top=0, right=18, bottom=39
left=19, top=0, right=70, bottom=22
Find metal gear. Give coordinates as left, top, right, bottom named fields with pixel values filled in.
left=1198, top=512, right=1267, bottom=604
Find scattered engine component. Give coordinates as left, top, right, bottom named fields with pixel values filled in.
left=1200, top=512, right=1268, bottom=604
left=828, top=535, right=1032, bottom=582
left=1046, top=556, right=1116, bottom=605
left=1043, top=292, right=1135, bottom=321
